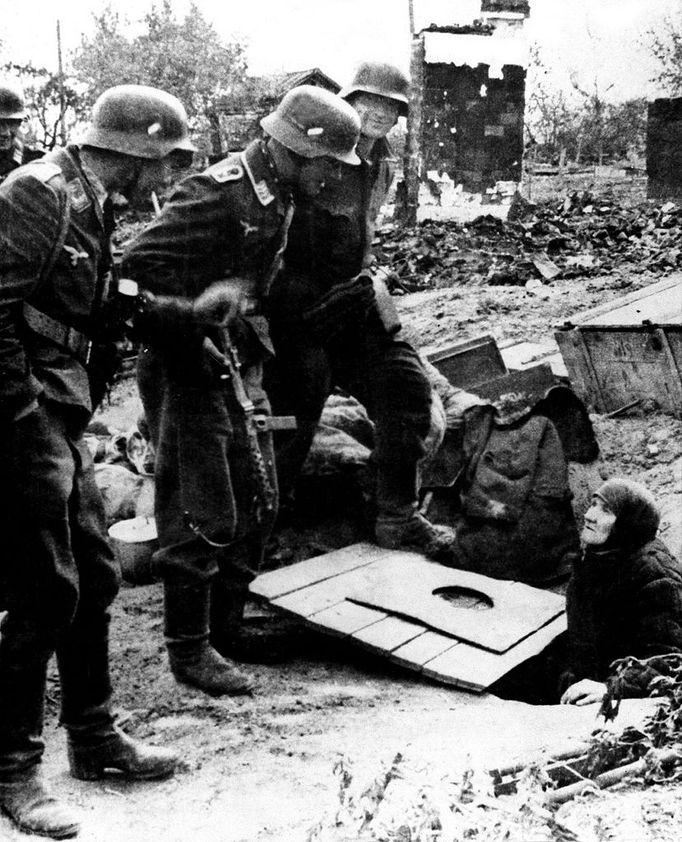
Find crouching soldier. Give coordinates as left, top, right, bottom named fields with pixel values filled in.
left=121, top=86, right=362, bottom=696
left=0, top=85, right=195, bottom=839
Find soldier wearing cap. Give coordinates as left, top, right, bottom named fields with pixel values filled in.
left=121, top=86, right=362, bottom=697
left=265, top=61, right=456, bottom=557
left=0, top=79, right=39, bottom=183
left=0, top=84, right=198, bottom=840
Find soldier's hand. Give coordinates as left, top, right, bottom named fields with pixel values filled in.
left=193, top=281, right=246, bottom=327
left=301, top=274, right=375, bottom=339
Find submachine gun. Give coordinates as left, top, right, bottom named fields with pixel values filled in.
left=202, top=328, right=295, bottom=524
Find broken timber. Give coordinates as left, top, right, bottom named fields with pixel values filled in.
left=250, top=543, right=565, bottom=692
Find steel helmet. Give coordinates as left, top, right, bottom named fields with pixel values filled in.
left=0, top=80, right=27, bottom=120
left=80, top=85, right=195, bottom=159
left=260, top=85, right=361, bottom=166
left=339, top=61, right=410, bottom=117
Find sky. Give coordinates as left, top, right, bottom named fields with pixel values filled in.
left=0, top=0, right=679, bottom=102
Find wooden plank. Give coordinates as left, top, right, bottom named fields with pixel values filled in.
left=306, top=601, right=387, bottom=637
left=390, top=630, right=461, bottom=670
left=251, top=547, right=568, bottom=691
left=269, top=556, right=394, bottom=617
left=423, top=614, right=567, bottom=692
left=351, top=615, right=428, bottom=653
left=657, top=328, right=682, bottom=408
left=581, top=283, right=682, bottom=327
left=347, top=555, right=564, bottom=653
left=250, top=542, right=386, bottom=600
left=271, top=587, right=347, bottom=619
left=557, top=275, right=681, bottom=328
left=574, top=329, right=608, bottom=411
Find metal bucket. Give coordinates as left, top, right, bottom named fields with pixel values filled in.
left=108, top=516, right=158, bottom=585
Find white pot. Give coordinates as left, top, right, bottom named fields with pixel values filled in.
left=108, top=516, right=158, bottom=585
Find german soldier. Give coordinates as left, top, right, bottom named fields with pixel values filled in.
left=0, top=78, right=38, bottom=183
left=0, top=85, right=194, bottom=839
left=265, top=62, right=456, bottom=557
left=121, top=86, right=361, bottom=696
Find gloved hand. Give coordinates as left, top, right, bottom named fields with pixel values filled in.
left=300, top=274, right=375, bottom=340
left=193, top=281, right=247, bottom=327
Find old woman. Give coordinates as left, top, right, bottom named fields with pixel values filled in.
left=561, top=477, right=682, bottom=705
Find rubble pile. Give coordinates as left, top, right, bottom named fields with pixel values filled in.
left=375, top=194, right=682, bottom=291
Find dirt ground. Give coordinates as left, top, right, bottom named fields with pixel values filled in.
left=3, top=184, right=682, bottom=841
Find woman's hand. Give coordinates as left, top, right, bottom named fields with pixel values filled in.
left=560, top=678, right=607, bottom=706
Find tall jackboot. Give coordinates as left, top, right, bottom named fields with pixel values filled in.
left=209, top=575, right=298, bottom=664
left=164, top=577, right=254, bottom=695
left=57, top=607, right=178, bottom=782
left=0, top=616, right=80, bottom=839
left=374, top=458, right=456, bottom=559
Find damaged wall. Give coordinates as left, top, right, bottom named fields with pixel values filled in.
left=647, top=97, right=682, bottom=201
left=421, top=60, right=525, bottom=194
left=402, top=6, right=529, bottom=223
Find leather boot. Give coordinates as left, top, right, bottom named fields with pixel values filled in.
left=210, top=578, right=298, bottom=664
left=0, top=770, right=80, bottom=839
left=68, top=727, right=177, bottom=781
left=164, top=578, right=255, bottom=696
left=374, top=459, right=456, bottom=559
left=57, top=606, right=177, bottom=781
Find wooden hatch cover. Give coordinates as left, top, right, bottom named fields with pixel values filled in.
left=250, top=543, right=566, bottom=692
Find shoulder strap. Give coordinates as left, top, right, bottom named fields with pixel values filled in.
left=39, top=184, right=72, bottom=288
left=13, top=156, right=73, bottom=294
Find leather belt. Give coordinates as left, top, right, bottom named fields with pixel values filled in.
left=23, top=302, right=93, bottom=365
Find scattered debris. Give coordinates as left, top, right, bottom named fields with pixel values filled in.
left=375, top=194, right=682, bottom=291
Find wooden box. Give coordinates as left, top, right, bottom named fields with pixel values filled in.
left=425, top=334, right=507, bottom=389
left=554, top=276, right=682, bottom=416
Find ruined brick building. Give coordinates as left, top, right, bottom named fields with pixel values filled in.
left=402, top=0, right=530, bottom=221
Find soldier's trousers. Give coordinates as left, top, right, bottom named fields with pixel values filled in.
left=137, top=339, right=277, bottom=587
left=265, top=314, right=433, bottom=505
left=0, top=401, right=120, bottom=779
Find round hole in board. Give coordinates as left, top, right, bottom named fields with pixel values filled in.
left=432, top=586, right=493, bottom=610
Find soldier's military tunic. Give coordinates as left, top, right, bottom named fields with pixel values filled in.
left=0, top=146, right=122, bottom=779
left=265, top=137, right=433, bottom=502
left=122, top=139, right=292, bottom=584
left=0, top=137, right=42, bottom=184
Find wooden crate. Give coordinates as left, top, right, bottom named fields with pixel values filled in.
left=425, top=334, right=507, bottom=389
left=555, top=276, right=682, bottom=415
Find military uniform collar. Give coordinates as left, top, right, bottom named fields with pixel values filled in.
left=53, top=146, right=106, bottom=230
left=241, top=140, right=283, bottom=207
left=361, top=136, right=395, bottom=166
left=78, top=158, right=108, bottom=210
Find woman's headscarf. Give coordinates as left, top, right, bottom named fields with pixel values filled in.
left=594, top=477, right=660, bottom=550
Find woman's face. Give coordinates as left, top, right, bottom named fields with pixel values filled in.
left=582, top=495, right=617, bottom=546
